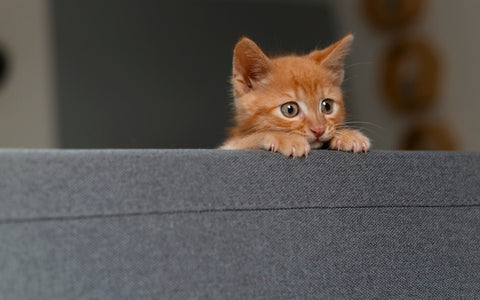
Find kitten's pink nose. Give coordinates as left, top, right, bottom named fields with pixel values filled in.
left=310, top=126, right=325, bottom=138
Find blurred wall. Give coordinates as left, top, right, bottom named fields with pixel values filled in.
left=0, top=0, right=57, bottom=148
left=425, top=0, right=480, bottom=150
left=331, top=0, right=480, bottom=150
left=0, top=0, right=479, bottom=150
left=51, top=0, right=336, bottom=148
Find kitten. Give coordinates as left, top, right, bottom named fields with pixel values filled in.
left=220, top=34, right=370, bottom=157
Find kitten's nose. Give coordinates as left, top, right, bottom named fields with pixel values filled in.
left=310, top=126, right=325, bottom=138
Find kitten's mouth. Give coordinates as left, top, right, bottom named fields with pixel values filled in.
left=309, top=134, right=332, bottom=148
left=311, top=135, right=331, bottom=143
left=309, top=137, right=325, bottom=148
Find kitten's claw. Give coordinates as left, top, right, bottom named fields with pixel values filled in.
left=329, top=129, right=370, bottom=153
left=305, top=145, right=309, bottom=158
left=262, top=133, right=310, bottom=158
left=270, top=143, right=276, bottom=152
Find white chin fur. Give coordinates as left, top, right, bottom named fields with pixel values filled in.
left=310, top=141, right=323, bottom=149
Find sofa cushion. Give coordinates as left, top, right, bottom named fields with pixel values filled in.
left=0, top=150, right=479, bottom=298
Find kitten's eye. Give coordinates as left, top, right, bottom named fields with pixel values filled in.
left=280, top=102, right=299, bottom=118
left=321, top=99, right=334, bottom=114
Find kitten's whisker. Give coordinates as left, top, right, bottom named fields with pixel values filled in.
left=333, top=130, right=376, bottom=144
left=339, top=121, right=384, bottom=130
left=332, top=131, right=350, bottom=138
left=335, top=126, right=377, bottom=138
left=334, top=123, right=383, bottom=135
left=335, top=125, right=378, bottom=135
left=345, top=61, right=373, bottom=69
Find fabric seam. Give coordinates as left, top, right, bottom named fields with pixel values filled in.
left=1, top=204, right=479, bottom=225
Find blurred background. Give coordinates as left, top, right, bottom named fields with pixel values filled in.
left=0, top=0, right=478, bottom=150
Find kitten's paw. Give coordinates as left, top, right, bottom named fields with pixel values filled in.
left=263, top=133, right=310, bottom=158
left=329, top=129, right=370, bottom=153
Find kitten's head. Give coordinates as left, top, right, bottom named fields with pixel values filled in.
left=230, top=34, right=353, bottom=148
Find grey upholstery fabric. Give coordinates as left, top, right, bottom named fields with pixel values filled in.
left=0, top=149, right=479, bottom=299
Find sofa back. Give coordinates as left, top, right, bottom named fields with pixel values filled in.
left=1, top=150, right=479, bottom=298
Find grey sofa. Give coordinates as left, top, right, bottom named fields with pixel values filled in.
left=1, top=149, right=479, bottom=299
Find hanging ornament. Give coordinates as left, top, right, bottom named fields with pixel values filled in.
left=400, top=120, right=458, bottom=150
left=363, top=0, right=426, bottom=30
left=381, top=38, right=440, bottom=113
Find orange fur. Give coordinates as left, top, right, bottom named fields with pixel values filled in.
left=220, top=34, right=370, bottom=157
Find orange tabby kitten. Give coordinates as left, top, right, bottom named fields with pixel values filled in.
left=220, top=34, right=370, bottom=157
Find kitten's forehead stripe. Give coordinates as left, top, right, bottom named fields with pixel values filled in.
left=282, top=91, right=296, bottom=99
left=322, top=86, right=331, bottom=99
left=298, top=102, right=309, bottom=115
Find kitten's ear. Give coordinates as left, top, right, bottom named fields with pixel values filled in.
left=232, top=37, right=273, bottom=96
left=309, top=33, right=354, bottom=85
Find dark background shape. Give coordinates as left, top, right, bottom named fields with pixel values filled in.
left=0, top=44, right=7, bottom=90
left=51, top=0, right=337, bottom=148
